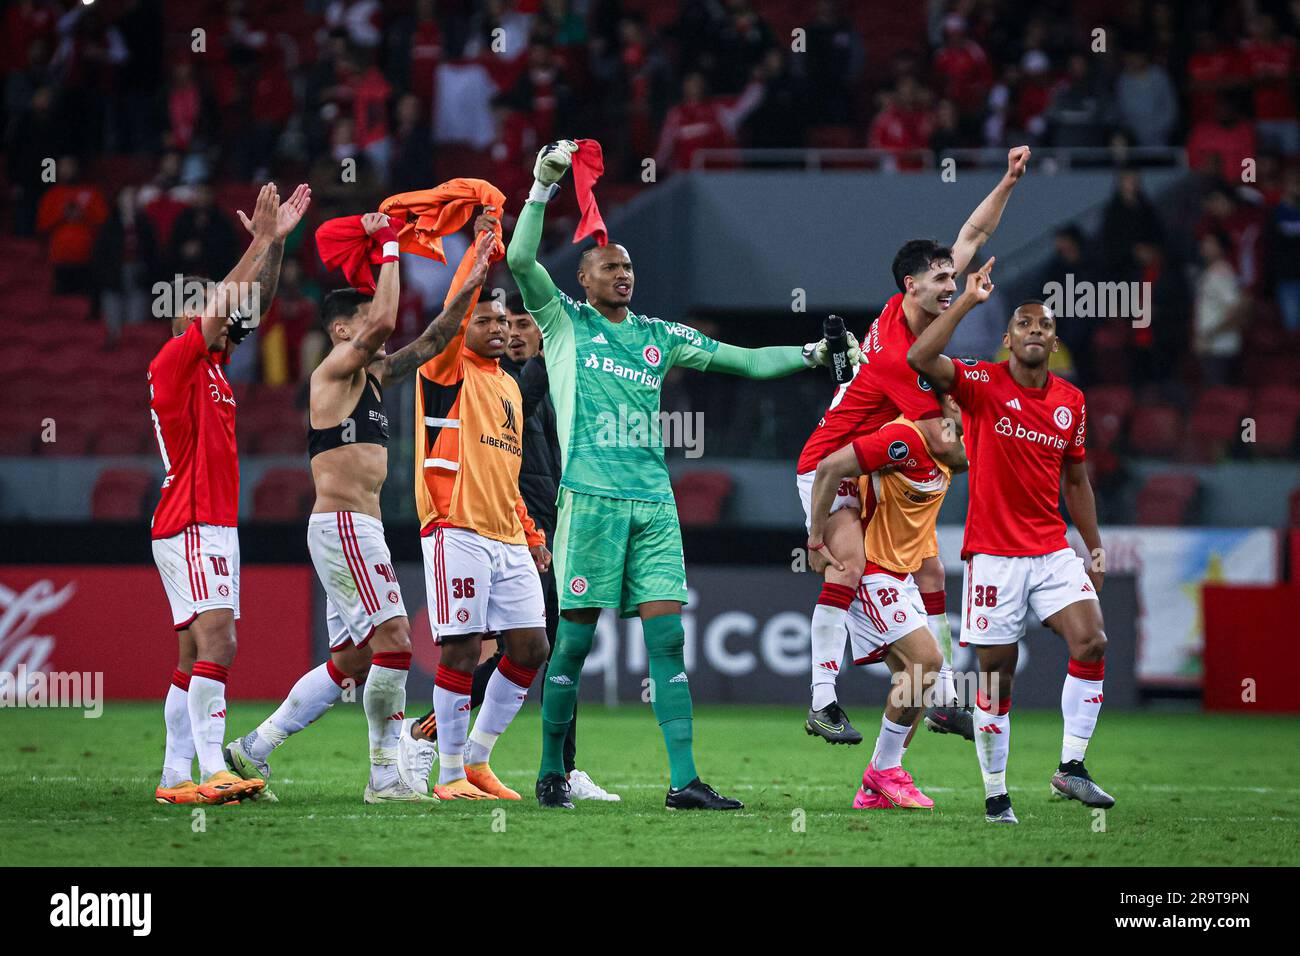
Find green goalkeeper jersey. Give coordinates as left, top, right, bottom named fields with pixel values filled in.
left=506, top=199, right=809, bottom=504
left=530, top=285, right=718, bottom=502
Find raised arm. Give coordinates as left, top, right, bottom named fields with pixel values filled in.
left=700, top=329, right=862, bottom=379
left=950, top=146, right=1028, bottom=274
left=225, top=183, right=312, bottom=353
left=199, top=183, right=279, bottom=348
left=374, top=212, right=497, bottom=385
left=1063, top=459, right=1104, bottom=592
left=506, top=142, right=575, bottom=316
left=317, top=213, right=400, bottom=380
left=907, top=258, right=996, bottom=392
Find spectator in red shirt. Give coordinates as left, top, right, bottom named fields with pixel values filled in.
left=37, top=156, right=109, bottom=295
left=1240, top=13, right=1299, bottom=155
left=348, top=52, right=393, bottom=180
left=867, top=77, right=933, bottom=169
left=654, top=71, right=764, bottom=174
left=1187, top=95, right=1258, bottom=180
left=1187, top=28, right=1245, bottom=120
left=933, top=14, right=993, bottom=122
left=408, top=0, right=443, bottom=109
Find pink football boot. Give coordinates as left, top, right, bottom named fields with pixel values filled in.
left=852, top=785, right=892, bottom=809
left=862, top=761, right=935, bottom=809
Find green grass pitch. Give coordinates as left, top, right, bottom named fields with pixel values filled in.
left=3, top=703, right=1298, bottom=866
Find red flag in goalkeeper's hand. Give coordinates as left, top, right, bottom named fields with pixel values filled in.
left=572, top=139, right=607, bottom=247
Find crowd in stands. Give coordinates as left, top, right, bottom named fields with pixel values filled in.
left=2, top=0, right=1299, bottom=478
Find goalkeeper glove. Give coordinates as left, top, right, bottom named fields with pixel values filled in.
left=802, top=331, right=861, bottom=369
left=226, top=306, right=260, bottom=345
left=529, top=140, right=578, bottom=203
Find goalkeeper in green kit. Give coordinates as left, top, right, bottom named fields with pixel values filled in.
left=507, top=140, right=860, bottom=809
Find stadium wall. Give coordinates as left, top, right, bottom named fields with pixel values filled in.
left=539, top=168, right=1192, bottom=319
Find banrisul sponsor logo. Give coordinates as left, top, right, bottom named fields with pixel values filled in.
left=50, top=886, right=152, bottom=936
left=584, top=354, right=663, bottom=390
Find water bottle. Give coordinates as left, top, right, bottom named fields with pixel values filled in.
left=823, top=314, right=852, bottom=385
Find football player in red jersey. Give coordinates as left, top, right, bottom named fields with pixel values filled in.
left=908, top=261, right=1114, bottom=825
left=796, top=146, right=1030, bottom=746
left=149, top=182, right=311, bottom=805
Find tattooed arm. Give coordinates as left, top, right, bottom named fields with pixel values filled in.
left=372, top=211, right=497, bottom=386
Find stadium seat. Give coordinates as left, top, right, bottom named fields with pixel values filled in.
left=1127, top=404, right=1183, bottom=458
left=1248, top=408, right=1298, bottom=458
left=252, top=467, right=315, bottom=521
left=91, top=468, right=156, bottom=520
left=1135, top=473, right=1200, bottom=526
left=1194, top=385, right=1252, bottom=420
left=1256, top=384, right=1300, bottom=416
left=254, top=428, right=307, bottom=456
left=1084, top=384, right=1134, bottom=447
left=1185, top=405, right=1241, bottom=461
left=672, top=471, right=734, bottom=527
left=90, top=426, right=151, bottom=456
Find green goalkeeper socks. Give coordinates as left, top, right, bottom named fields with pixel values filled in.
left=539, top=618, right=595, bottom=780
left=643, top=613, right=697, bottom=789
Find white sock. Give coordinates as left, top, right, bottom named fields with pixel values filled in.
left=466, top=657, right=537, bottom=765
left=872, top=714, right=912, bottom=770
left=364, top=653, right=409, bottom=774
left=974, top=699, right=1011, bottom=798
left=248, top=660, right=347, bottom=761
left=810, top=591, right=851, bottom=710
left=927, top=613, right=957, bottom=705
left=162, top=674, right=195, bottom=787
left=187, top=663, right=229, bottom=780
left=434, top=665, right=472, bottom=784
left=1061, top=666, right=1104, bottom=763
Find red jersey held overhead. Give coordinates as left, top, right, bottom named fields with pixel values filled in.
left=148, top=322, right=240, bottom=539
left=797, top=293, right=944, bottom=474
left=946, top=359, right=1086, bottom=559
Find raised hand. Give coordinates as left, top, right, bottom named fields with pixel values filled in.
left=274, top=183, right=312, bottom=238
left=534, top=140, right=578, bottom=185
left=966, top=256, right=995, bottom=302
left=1006, top=145, right=1030, bottom=181
left=473, top=204, right=500, bottom=237
left=237, top=183, right=280, bottom=240
left=361, top=212, right=393, bottom=236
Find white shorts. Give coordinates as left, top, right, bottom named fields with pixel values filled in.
left=422, top=526, right=546, bottom=641
left=960, top=548, right=1099, bottom=646
left=846, top=572, right=928, bottom=665
left=795, top=469, right=860, bottom=533
left=152, top=523, right=240, bottom=629
left=308, top=512, right=408, bottom=650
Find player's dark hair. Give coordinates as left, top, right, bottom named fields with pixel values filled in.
left=505, top=291, right=526, bottom=315
left=891, top=239, right=954, bottom=292
left=321, top=288, right=372, bottom=330
left=1010, top=299, right=1055, bottom=327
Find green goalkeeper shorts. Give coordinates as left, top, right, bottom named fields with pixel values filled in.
left=552, top=488, right=689, bottom=617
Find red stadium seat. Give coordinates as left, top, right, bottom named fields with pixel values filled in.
left=1135, top=473, right=1200, bottom=526
left=672, top=471, right=734, bottom=527
left=1185, top=405, right=1241, bottom=461
left=90, top=426, right=151, bottom=456
left=253, top=467, right=315, bottom=521
left=1248, top=408, right=1298, bottom=457
left=1195, top=386, right=1252, bottom=420
left=254, top=428, right=307, bottom=456
left=1127, top=404, right=1182, bottom=458
left=91, top=468, right=156, bottom=520
left=1256, top=384, right=1300, bottom=416
left=1084, top=384, right=1134, bottom=447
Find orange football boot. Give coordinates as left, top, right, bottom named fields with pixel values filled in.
left=196, top=770, right=265, bottom=804
left=432, top=777, right=498, bottom=800
left=465, top=763, right=521, bottom=800
left=155, top=780, right=201, bottom=804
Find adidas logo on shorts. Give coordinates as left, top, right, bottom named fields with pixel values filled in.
left=549, top=674, right=574, bottom=685
left=668, top=672, right=688, bottom=684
